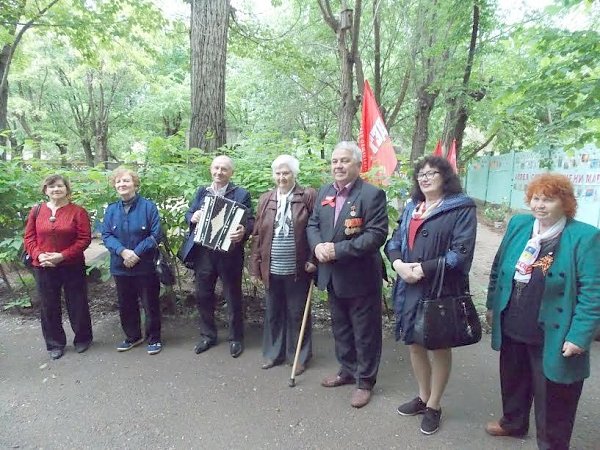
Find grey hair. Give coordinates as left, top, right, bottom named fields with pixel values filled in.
left=212, top=155, right=234, bottom=171
left=271, top=154, right=300, bottom=177
left=333, top=141, right=362, bottom=164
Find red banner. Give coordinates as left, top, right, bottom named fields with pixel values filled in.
left=359, top=80, right=397, bottom=182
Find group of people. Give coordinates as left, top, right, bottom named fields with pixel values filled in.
left=23, top=141, right=600, bottom=448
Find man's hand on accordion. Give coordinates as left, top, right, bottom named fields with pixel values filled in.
left=228, top=224, right=246, bottom=244
left=190, top=210, right=203, bottom=224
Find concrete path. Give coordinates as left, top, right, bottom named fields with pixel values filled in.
left=1, top=313, right=599, bottom=449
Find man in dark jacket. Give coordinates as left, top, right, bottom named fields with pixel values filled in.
left=180, top=155, right=254, bottom=358
left=306, top=141, right=388, bottom=408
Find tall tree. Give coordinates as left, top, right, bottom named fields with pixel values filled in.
left=440, top=1, right=483, bottom=162
left=318, top=0, right=364, bottom=141
left=189, top=0, right=230, bottom=152
left=0, top=0, right=60, bottom=154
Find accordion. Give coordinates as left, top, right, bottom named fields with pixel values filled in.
left=193, top=195, right=247, bottom=252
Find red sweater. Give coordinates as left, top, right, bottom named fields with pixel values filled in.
left=23, top=202, right=92, bottom=267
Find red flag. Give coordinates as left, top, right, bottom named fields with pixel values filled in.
left=447, top=138, right=457, bottom=172
left=359, top=80, right=397, bottom=182
left=433, top=140, right=443, bottom=156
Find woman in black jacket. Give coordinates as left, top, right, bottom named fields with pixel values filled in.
left=385, top=156, right=477, bottom=435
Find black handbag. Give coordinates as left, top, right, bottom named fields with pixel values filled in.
left=155, top=245, right=176, bottom=286
left=21, top=203, right=42, bottom=268
left=412, top=257, right=482, bottom=350
left=153, top=232, right=176, bottom=286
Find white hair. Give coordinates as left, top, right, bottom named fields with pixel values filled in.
left=271, top=154, right=299, bottom=177
left=212, top=155, right=234, bottom=171
left=333, top=141, right=362, bottom=164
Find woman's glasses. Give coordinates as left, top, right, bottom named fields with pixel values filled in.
left=416, top=171, right=440, bottom=181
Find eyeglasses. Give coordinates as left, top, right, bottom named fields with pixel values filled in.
left=416, top=171, right=439, bottom=181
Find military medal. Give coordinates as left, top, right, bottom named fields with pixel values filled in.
left=344, top=214, right=363, bottom=235
left=350, top=206, right=357, bottom=217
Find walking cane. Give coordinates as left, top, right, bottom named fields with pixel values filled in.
left=289, top=281, right=313, bottom=387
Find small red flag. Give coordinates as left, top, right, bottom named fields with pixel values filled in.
left=433, top=140, right=443, bottom=156
left=359, top=80, right=397, bottom=183
left=447, top=138, right=457, bottom=172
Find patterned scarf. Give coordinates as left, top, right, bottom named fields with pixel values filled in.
left=274, top=185, right=295, bottom=237
left=411, top=198, right=443, bottom=221
left=514, top=216, right=566, bottom=283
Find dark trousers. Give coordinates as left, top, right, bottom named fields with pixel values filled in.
left=193, top=251, right=243, bottom=342
left=114, top=274, right=161, bottom=344
left=263, top=274, right=312, bottom=365
left=34, top=264, right=92, bottom=351
left=499, top=335, right=583, bottom=450
left=327, top=287, right=382, bottom=390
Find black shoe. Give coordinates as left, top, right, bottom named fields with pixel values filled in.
left=420, top=407, right=442, bottom=435
left=230, top=341, right=243, bottom=358
left=397, top=397, right=427, bottom=416
left=75, top=341, right=92, bottom=354
left=49, top=349, right=64, bottom=360
left=194, top=338, right=215, bottom=354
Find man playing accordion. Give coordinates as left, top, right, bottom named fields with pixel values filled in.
left=179, top=155, right=254, bottom=358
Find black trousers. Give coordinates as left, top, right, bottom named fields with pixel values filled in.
left=114, top=273, right=161, bottom=344
left=34, top=264, right=93, bottom=351
left=327, top=287, right=382, bottom=390
left=499, top=334, right=583, bottom=450
left=193, top=251, right=243, bottom=342
left=263, top=274, right=312, bottom=365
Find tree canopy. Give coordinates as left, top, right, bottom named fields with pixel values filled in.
left=0, top=0, right=598, bottom=166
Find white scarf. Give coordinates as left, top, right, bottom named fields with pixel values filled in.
left=514, top=216, right=566, bottom=283
left=274, top=185, right=294, bottom=237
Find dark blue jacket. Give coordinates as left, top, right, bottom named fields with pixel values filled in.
left=179, top=183, right=254, bottom=266
left=101, top=195, right=162, bottom=276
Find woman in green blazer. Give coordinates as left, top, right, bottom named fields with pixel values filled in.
left=485, top=173, right=600, bottom=450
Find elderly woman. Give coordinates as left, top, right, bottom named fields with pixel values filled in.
left=250, top=155, right=317, bottom=375
left=485, top=173, right=600, bottom=449
left=385, top=156, right=477, bottom=435
left=24, top=174, right=93, bottom=360
left=101, top=167, right=163, bottom=355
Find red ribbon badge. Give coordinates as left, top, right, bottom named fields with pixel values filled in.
left=321, top=195, right=335, bottom=207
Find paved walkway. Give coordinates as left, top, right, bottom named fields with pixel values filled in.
left=1, top=313, right=599, bottom=449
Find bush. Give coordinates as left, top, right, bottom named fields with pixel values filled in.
left=483, top=202, right=510, bottom=223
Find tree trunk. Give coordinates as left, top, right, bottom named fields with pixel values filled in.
left=56, top=142, right=68, bottom=166
left=189, top=0, right=230, bottom=152
left=411, top=86, right=438, bottom=161
left=318, top=0, right=363, bottom=142
left=441, top=2, right=480, bottom=162
left=82, top=139, right=94, bottom=167
left=0, top=44, right=11, bottom=152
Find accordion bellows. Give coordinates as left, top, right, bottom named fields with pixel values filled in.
left=193, top=195, right=247, bottom=252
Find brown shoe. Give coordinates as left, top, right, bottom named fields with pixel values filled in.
left=350, top=388, right=372, bottom=408
left=485, top=420, right=527, bottom=437
left=321, top=373, right=354, bottom=388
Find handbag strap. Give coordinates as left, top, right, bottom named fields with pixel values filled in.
left=429, top=256, right=446, bottom=299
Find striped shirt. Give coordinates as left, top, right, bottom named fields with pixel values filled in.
left=270, top=218, right=296, bottom=275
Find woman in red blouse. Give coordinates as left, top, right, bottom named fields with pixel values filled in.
left=23, top=174, right=93, bottom=360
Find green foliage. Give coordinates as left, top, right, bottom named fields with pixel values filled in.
left=3, top=296, right=32, bottom=311
left=483, top=201, right=511, bottom=223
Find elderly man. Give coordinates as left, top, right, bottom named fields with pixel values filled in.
left=180, top=155, right=254, bottom=358
left=306, top=141, right=388, bottom=408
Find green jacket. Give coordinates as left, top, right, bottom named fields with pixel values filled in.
left=487, top=214, right=600, bottom=383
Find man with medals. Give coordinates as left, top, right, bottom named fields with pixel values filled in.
left=306, top=141, right=388, bottom=408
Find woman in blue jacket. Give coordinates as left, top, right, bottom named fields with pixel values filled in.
left=102, top=167, right=163, bottom=355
